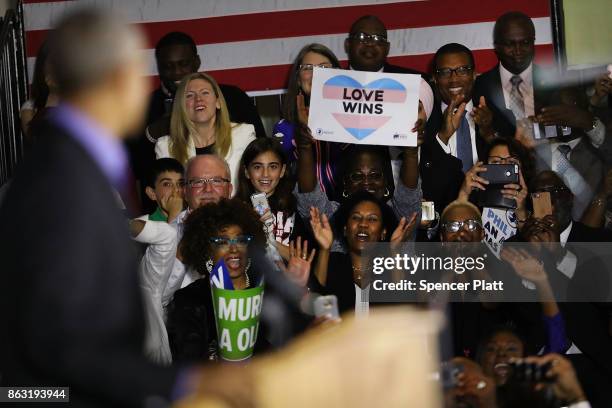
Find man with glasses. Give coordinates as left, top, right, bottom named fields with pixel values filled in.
left=344, top=15, right=433, bottom=195
left=514, top=171, right=612, bottom=405
left=161, top=154, right=234, bottom=307
left=345, top=15, right=424, bottom=75
left=420, top=43, right=497, bottom=216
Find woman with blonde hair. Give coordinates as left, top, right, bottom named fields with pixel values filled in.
left=155, top=72, right=255, bottom=189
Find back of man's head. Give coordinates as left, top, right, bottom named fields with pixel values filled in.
left=48, top=8, right=144, bottom=97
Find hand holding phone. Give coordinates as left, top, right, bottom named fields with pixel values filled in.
left=531, top=191, right=553, bottom=218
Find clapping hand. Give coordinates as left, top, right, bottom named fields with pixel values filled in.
left=439, top=94, right=467, bottom=144
left=471, top=96, right=495, bottom=142
left=309, top=207, right=333, bottom=250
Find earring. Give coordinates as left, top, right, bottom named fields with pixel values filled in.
left=246, top=258, right=251, bottom=272
left=383, top=188, right=390, bottom=198
left=342, top=190, right=349, bottom=198
left=206, top=259, right=213, bottom=273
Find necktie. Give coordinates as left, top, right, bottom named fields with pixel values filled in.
left=456, top=112, right=473, bottom=173
left=556, top=144, right=572, bottom=175
left=509, top=75, right=525, bottom=119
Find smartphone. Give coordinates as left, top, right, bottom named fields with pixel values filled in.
left=480, top=164, right=519, bottom=185
left=251, top=192, right=271, bottom=217
left=532, top=191, right=553, bottom=218
left=421, top=201, right=436, bottom=222
left=533, top=122, right=572, bottom=140
left=313, top=295, right=340, bottom=320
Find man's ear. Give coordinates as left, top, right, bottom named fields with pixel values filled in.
left=145, top=186, right=157, bottom=202
left=194, top=54, right=202, bottom=72
left=344, top=38, right=350, bottom=57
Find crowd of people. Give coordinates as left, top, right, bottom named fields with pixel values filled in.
left=2, top=6, right=612, bottom=408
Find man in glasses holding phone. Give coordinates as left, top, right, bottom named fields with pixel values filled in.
left=515, top=170, right=612, bottom=406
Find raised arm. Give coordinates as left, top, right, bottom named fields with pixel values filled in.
left=295, top=94, right=317, bottom=193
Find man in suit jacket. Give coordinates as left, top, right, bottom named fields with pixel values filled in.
left=420, top=43, right=496, bottom=214
left=0, top=11, right=184, bottom=407
left=513, top=171, right=612, bottom=406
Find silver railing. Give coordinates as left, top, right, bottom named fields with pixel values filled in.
left=0, top=0, right=28, bottom=187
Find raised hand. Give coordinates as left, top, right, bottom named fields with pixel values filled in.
left=591, top=72, right=612, bottom=106
left=438, top=94, right=467, bottom=144
left=501, top=247, right=548, bottom=284
left=501, top=169, right=528, bottom=213
left=277, top=236, right=315, bottom=288
left=309, top=207, right=333, bottom=250
left=535, top=105, right=595, bottom=131
left=471, top=96, right=494, bottom=142
left=390, top=213, right=418, bottom=245
left=458, top=162, right=489, bottom=201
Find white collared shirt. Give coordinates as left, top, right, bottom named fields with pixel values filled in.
left=354, top=284, right=370, bottom=318
left=499, top=63, right=535, bottom=117
left=436, top=100, right=479, bottom=165
left=557, top=221, right=577, bottom=280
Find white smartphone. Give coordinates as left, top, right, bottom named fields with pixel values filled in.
left=421, top=201, right=436, bottom=222
left=313, top=295, right=340, bottom=320
left=250, top=192, right=271, bottom=216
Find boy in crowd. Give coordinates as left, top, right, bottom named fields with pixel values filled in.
left=143, top=158, right=185, bottom=222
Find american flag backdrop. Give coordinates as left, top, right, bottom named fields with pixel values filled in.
left=23, top=0, right=555, bottom=95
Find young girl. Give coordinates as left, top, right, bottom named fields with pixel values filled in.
left=237, top=138, right=298, bottom=260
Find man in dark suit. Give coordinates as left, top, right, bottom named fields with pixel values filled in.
left=420, top=43, right=496, bottom=215
left=130, top=31, right=266, bottom=213
left=344, top=15, right=432, bottom=192
left=511, top=170, right=612, bottom=407
left=0, top=10, right=259, bottom=408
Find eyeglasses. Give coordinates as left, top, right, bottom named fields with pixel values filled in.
left=487, top=156, right=520, bottom=165
left=209, top=235, right=253, bottom=249
left=347, top=171, right=384, bottom=183
left=441, top=219, right=482, bottom=233
left=435, top=66, right=473, bottom=78
left=187, top=177, right=230, bottom=189
left=298, top=63, right=333, bottom=72
left=349, top=32, right=389, bottom=46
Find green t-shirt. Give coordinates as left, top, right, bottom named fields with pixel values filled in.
left=148, top=206, right=168, bottom=222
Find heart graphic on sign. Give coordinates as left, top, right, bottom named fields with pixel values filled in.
left=322, top=75, right=407, bottom=140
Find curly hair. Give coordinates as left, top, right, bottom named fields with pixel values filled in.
left=331, top=191, right=398, bottom=246
left=180, top=198, right=267, bottom=274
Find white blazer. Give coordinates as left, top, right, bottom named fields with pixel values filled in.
left=155, top=122, right=256, bottom=194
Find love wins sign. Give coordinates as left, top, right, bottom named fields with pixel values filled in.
left=309, top=67, right=420, bottom=146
